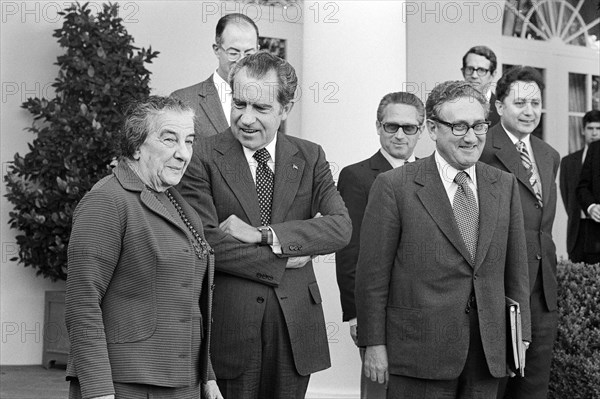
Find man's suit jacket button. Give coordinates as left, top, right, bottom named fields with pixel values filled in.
left=257, top=297, right=265, bottom=304
left=535, top=203, right=541, bottom=209
left=536, top=254, right=542, bottom=260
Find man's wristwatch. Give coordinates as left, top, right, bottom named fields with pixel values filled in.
left=257, top=226, right=272, bottom=246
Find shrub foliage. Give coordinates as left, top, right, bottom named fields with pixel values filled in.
left=549, top=261, right=600, bottom=398
left=4, top=2, right=159, bottom=281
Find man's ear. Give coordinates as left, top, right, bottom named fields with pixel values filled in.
left=375, top=120, right=382, bottom=136
left=426, top=120, right=438, bottom=142
left=495, top=99, right=504, bottom=117
left=280, top=102, right=294, bottom=121
left=212, top=43, right=219, bottom=56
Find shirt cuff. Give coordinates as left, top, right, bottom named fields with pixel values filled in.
left=270, top=227, right=282, bottom=254
left=349, top=318, right=357, bottom=327
left=587, top=204, right=598, bottom=216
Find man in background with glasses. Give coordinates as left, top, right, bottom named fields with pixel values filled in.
left=336, top=92, right=424, bottom=399
left=172, top=13, right=259, bottom=137
left=355, top=81, right=531, bottom=399
left=480, top=66, right=560, bottom=399
left=462, top=45, right=500, bottom=126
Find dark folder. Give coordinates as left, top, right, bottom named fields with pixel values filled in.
left=506, top=296, right=525, bottom=377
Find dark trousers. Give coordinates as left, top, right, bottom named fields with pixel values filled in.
left=216, top=288, right=310, bottom=399
left=499, top=270, right=558, bottom=399
left=582, top=219, right=600, bottom=264
left=387, top=297, right=499, bottom=399
left=568, top=221, right=586, bottom=263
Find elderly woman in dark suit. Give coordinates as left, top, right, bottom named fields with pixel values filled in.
left=65, top=96, right=222, bottom=399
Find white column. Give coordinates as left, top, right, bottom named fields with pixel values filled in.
left=301, top=2, right=407, bottom=397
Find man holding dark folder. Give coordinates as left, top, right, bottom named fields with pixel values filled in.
left=355, top=81, right=531, bottom=399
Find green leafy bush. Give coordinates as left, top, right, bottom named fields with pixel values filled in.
left=549, top=260, right=600, bottom=398
left=4, top=2, right=159, bottom=281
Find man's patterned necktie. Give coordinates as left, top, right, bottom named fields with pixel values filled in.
left=453, top=171, right=479, bottom=265
left=253, top=148, right=274, bottom=226
left=516, top=140, right=543, bottom=206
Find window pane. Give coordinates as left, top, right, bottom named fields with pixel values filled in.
left=593, top=75, right=599, bottom=111
left=568, top=116, right=583, bottom=153
left=568, top=73, right=586, bottom=112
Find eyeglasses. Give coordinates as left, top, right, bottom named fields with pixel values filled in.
left=218, top=45, right=258, bottom=61
left=430, top=117, right=490, bottom=136
left=461, top=66, right=490, bottom=77
left=378, top=122, right=421, bottom=135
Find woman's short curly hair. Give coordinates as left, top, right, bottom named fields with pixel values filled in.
left=119, top=96, right=193, bottom=159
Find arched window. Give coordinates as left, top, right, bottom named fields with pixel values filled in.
left=501, top=0, right=599, bottom=151
left=503, top=0, right=599, bottom=48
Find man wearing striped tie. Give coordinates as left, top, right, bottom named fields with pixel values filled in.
left=480, top=66, right=561, bottom=399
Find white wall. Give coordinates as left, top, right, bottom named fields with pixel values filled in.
left=1, top=0, right=68, bottom=365
left=301, top=3, right=407, bottom=396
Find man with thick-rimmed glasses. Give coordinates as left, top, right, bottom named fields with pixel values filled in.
left=172, top=13, right=259, bottom=138
left=462, top=45, right=500, bottom=126
left=355, top=81, right=531, bottom=399
left=336, top=92, right=423, bottom=399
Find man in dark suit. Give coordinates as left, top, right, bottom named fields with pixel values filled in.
left=577, top=139, right=600, bottom=264
left=479, top=66, right=560, bottom=399
left=462, top=45, right=500, bottom=126
left=355, top=80, right=531, bottom=399
left=335, top=92, right=424, bottom=399
left=178, top=52, right=351, bottom=399
left=171, top=13, right=259, bottom=138
left=561, top=110, right=600, bottom=263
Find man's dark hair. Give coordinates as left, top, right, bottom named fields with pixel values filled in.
left=495, top=66, right=545, bottom=102
left=462, top=45, right=497, bottom=74
left=377, top=92, right=425, bottom=125
left=229, top=51, right=298, bottom=107
left=215, top=13, right=259, bottom=46
left=583, top=109, right=600, bottom=128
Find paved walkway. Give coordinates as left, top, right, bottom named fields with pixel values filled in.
left=0, top=365, right=69, bottom=399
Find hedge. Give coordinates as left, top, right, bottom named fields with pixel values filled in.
left=548, top=260, right=600, bottom=398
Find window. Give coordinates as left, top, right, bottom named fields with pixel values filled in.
left=503, top=0, right=600, bottom=49
left=568, top=73, right=600, bottom=152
